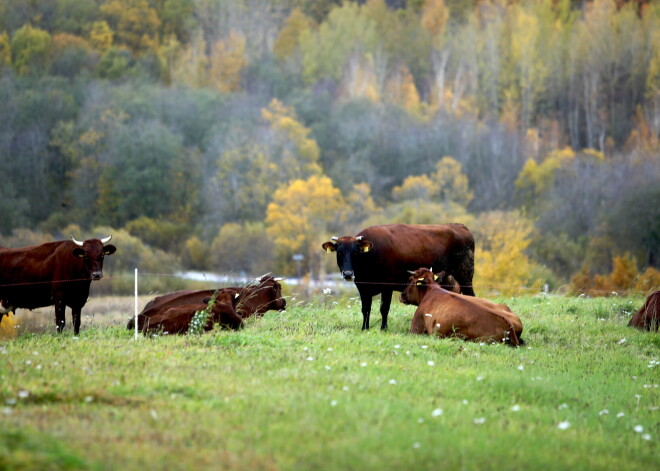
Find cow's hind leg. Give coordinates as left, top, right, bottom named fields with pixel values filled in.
left=358, top=289, right=373, bottom=330
left=72, top=306, right=82, bottom=335
left=379, top=290, right=392, bottom=330
left=55, top=300, right=66, bottom=333
left=450, top=248, right=476, bottom=296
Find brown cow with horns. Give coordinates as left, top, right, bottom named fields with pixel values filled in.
left=0, top=235, right=116, bottom=334
left=322, top=224, right=475, bottom=330
left=400, top=268, right=524, bottom=346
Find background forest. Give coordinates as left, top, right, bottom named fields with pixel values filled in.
left=0, top=0, right=659, bottom=295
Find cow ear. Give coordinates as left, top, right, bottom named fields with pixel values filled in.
left=73, top=248, right=85, bottom=258
left=103, top=245, right=116, bottom=256
left=322, top=241, right=337, bottom=253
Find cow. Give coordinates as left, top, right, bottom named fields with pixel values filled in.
left=0, top=236, right=116, bottom=335
left=128, top=275, right=286, bottom=332
left=142, top=288, right=243, bottom=335
left=322, top=223, right=475, bottom=330
left=628, top=291, right=659, bottom=331
left=400, top=268, right=523, bottom=346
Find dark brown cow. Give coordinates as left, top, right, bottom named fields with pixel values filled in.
left=628, top=291, right=659, bottom=331
left=143, top=288, right=243, bottom=334
left=322, top=224, right=475, bottom=330
left=400, top=268, right=523, bottom=346
left=128, top=275, right=286, bottom=331
left=0, top=236, right=116, bottom=334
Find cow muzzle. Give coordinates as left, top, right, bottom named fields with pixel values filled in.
left=342, top=270, right=354, bottom=281
left=91, top=272, right=103, bottom=280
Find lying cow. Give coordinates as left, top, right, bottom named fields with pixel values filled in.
left=128, top=275, right=286, bottom=332
left=143, top=288, right=243, bottom=335
left=0, top=236, right=116, bottom=334
left=400, top=268, right=524, bottom=346
left=628, top=291, right=659, bottom=331
left=322, top=223, right=475, bottom=330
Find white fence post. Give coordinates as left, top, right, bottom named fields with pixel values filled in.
left=134, top=268, right=138, bottom=340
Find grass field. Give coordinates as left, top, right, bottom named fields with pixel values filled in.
left=1, top=291, right=658, bottom=471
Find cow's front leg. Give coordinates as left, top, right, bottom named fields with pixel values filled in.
left=359, top=290, right=373, bottom=330
left=379, top=289, right=392, bottom=330
left=55, top=300, right=66, bottom=333
left=72, top=306, right=82, bottom=335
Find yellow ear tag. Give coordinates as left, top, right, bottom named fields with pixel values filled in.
left=416, top=281, right=423, bottom=286
left=326, top=247, right=332, bottom=253
left=434, top=275, right=438, bottom=281
left=362, top=246, right=370, bottom=253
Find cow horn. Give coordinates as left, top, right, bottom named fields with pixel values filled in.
left=273, top=277, right=285, bottom=281
left=71, top=235, right=84, bottom=247
left=331, top=236, right=338, bottom=242
left=408, top=270, right=416, bottom=275
left=100, top=235, right=112, bottom=244
left=356, top=236, right=363, bottom=241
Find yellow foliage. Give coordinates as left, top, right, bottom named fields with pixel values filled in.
left=515, top=146, right=575, bottom=195
left=634, top=267, right=660, bottom=294
left=392, top=175, right=435, bottom=202
left=385, top=65, right=421, bottom=116
left=265, top=176, right=345, bottom=256
left=0, top=312, right=17, bottom=339
left=0, top=31, right=11, bottom=67
left=100, top=0, right=161, bottom=53
left=421, top=0, right=449, bottom=39
left=52, top=33, right=92, bottom=52
left=472, top=210, right=543, bottom=296
left=209, top=31, right=247, bottom=93
left=88, top=21, right=114, bottom=51
left=261, top=99, right=322, bottom=177
left=274, top=8, right=314, bottom=60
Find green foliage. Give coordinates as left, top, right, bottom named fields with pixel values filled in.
left=210, top=222, right=274, bottom=276
left=11, top=24, right=51, bottom=75
left=188, top=292, right=217, bottom=335
left=125, top=216, right=190, bottom=252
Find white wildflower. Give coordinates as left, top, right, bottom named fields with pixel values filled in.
left=473, top=418, right=486, bottom=425
left=557, top=421, right=571, bottom=430
left=511, top=405, right=521, bottom=412
left=432, top=408, right=443, bottom=417
left=641, top=434, right=651, bottom=441
left=633, top=425, right=644, bottom=433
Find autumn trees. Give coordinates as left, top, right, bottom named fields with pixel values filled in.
left=0, top=0, right=658, bottom=293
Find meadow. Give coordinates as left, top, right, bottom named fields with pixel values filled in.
left=1, top=291, right=658, bottom=471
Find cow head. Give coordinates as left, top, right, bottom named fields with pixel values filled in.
left=400, top=268, right=437, bottom=306
left=71, top=235, right=117, bottom=280
left=240, top=276, right=287, bottom=313
left=322, top=236, right=373, bottom=281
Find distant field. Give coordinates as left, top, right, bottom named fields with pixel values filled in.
left=1, top=293, right=658, bottom=471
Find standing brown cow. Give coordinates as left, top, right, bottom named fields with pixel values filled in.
left=0, top=236, right=116, bottom=334
left=400, top=268, right=523, bottom=346
left=322, top=224, right=475, bottom=330
left=128, top=275, right=286, bottom=332
left=628, top=291, right=659, bottom=331
left=142, top=288, right=243, bottom=334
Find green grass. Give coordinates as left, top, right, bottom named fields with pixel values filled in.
left=1, top=294, right=658, bottom=471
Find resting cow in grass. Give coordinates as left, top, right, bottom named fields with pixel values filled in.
left=628, top=290, right=659, bottom=331
left=322, top=223, right=475, bottom=330
left=143, top=288, right=243, bottom=335
left=129, top=275, right=286, bottom=332
left=400, top=268, right=523, bottom=346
